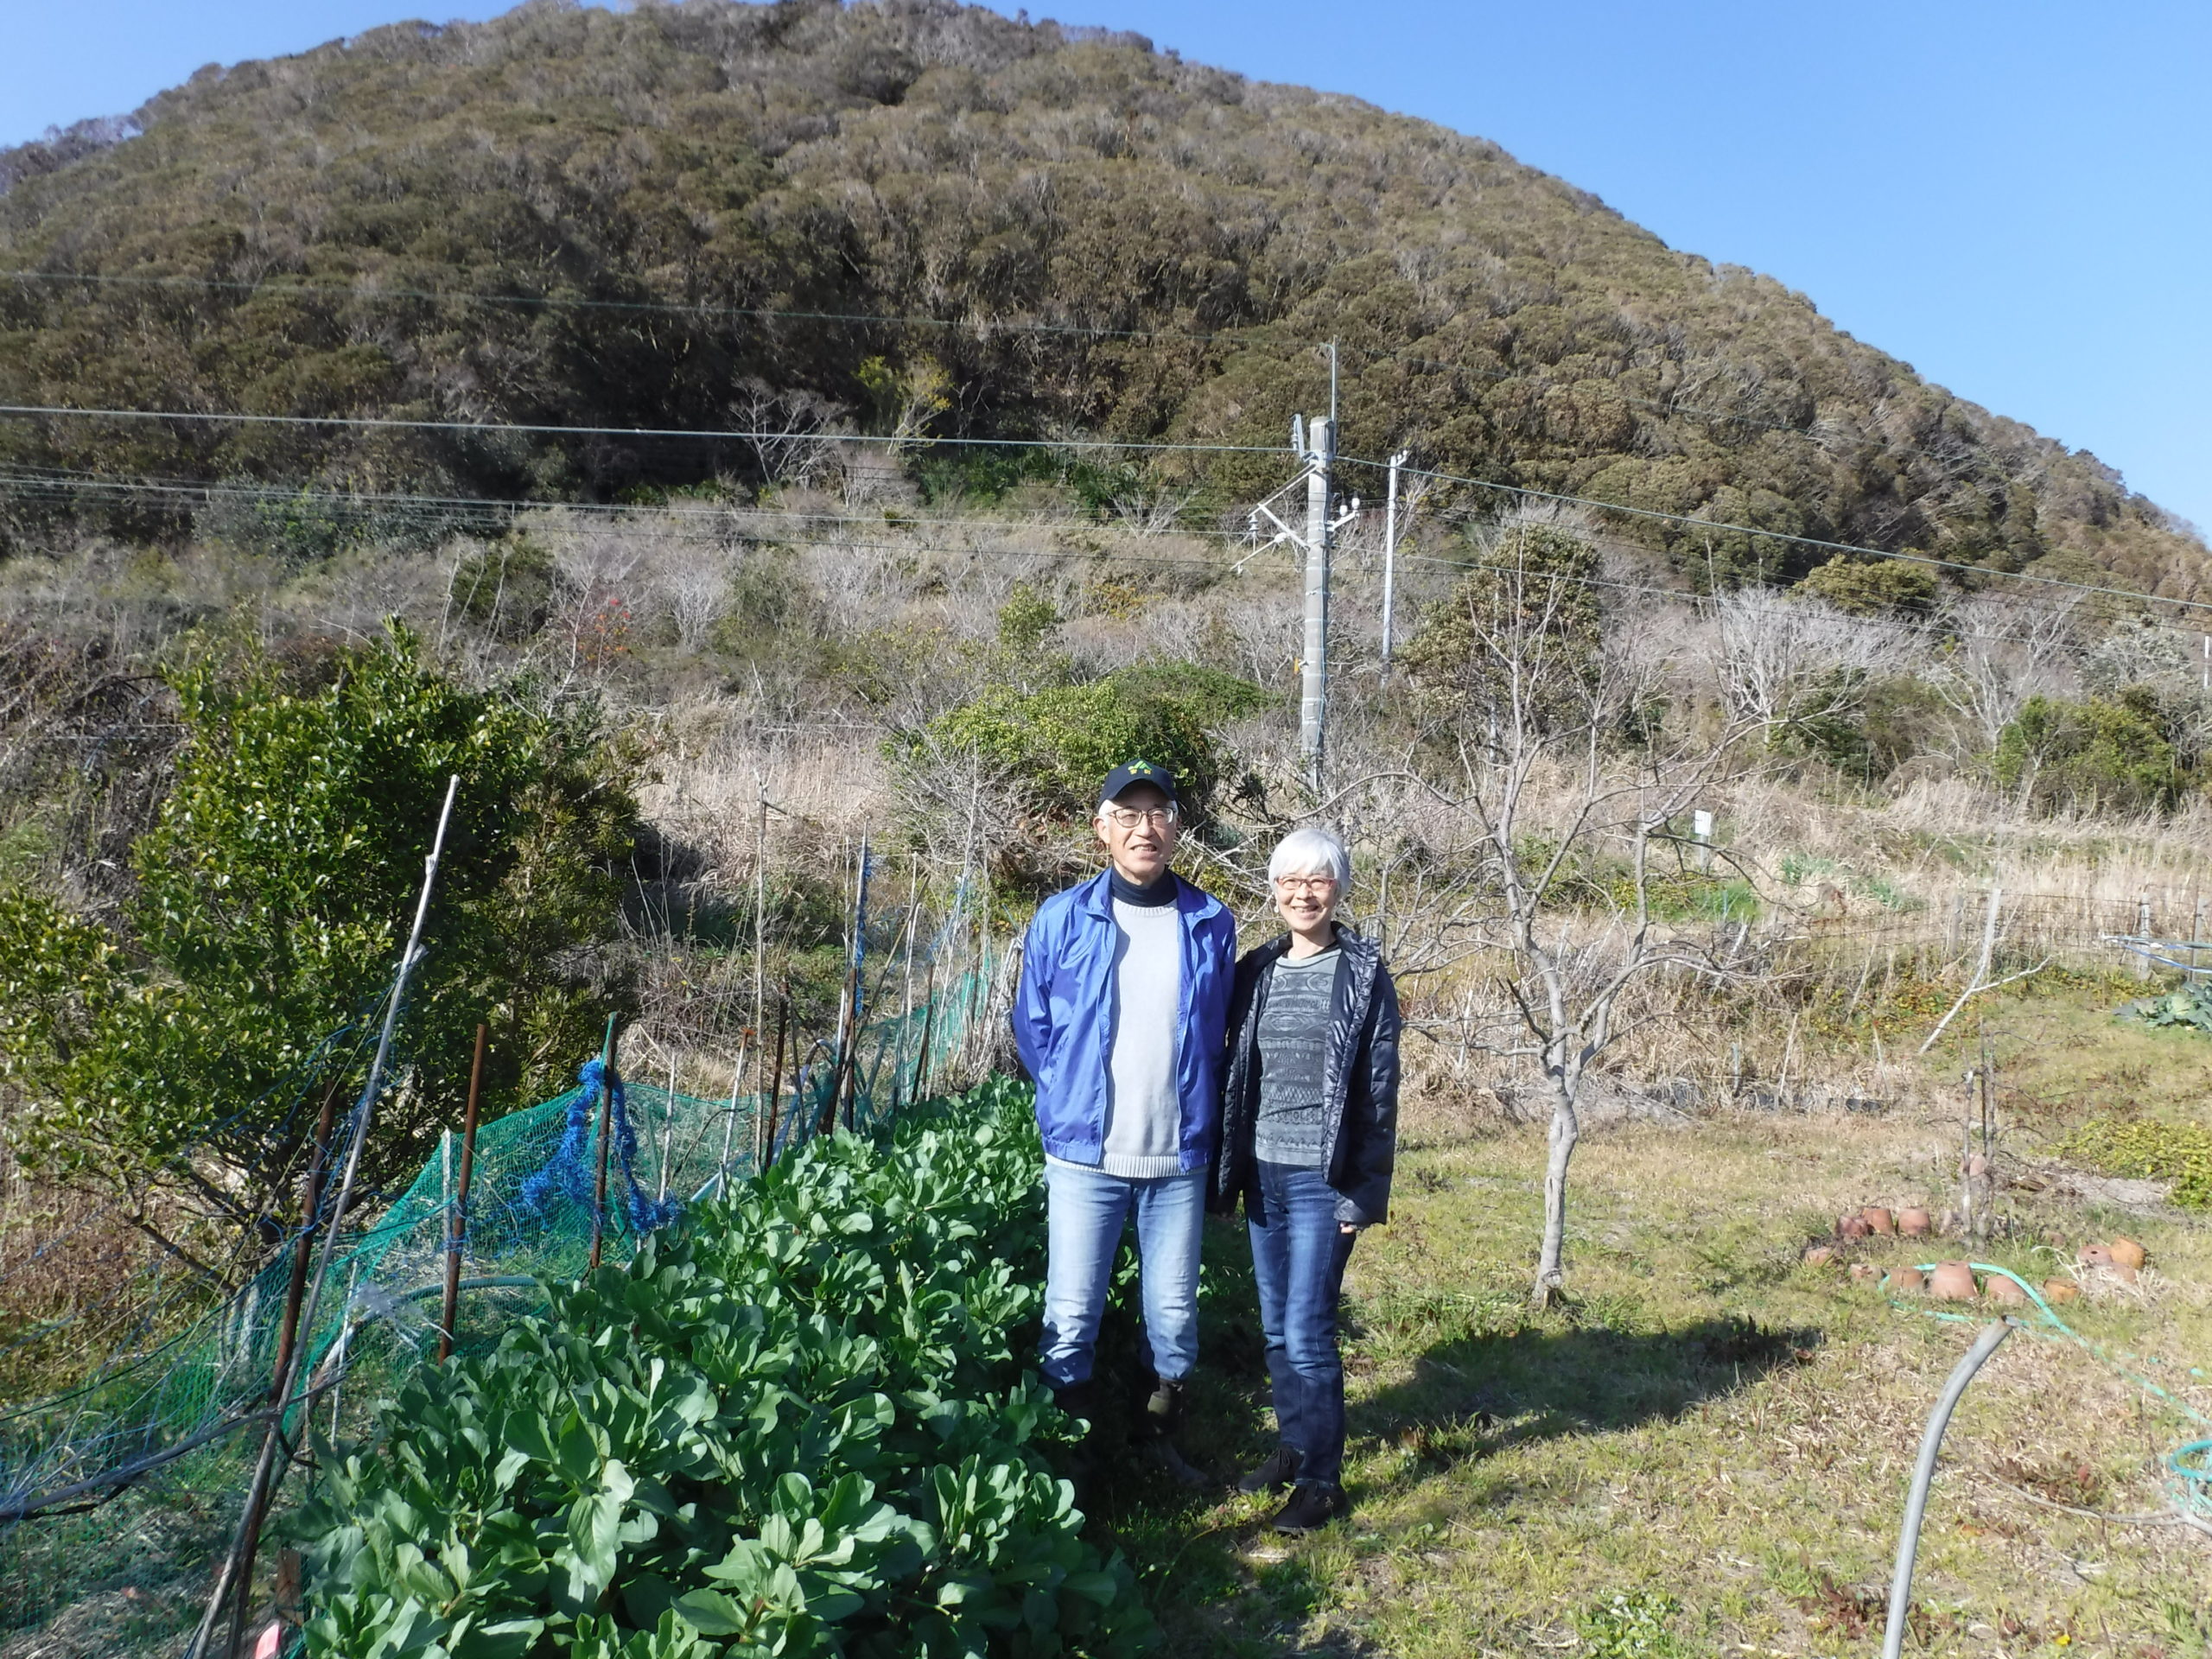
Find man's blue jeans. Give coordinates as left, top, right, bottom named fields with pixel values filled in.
left=1039, top=1160, right=1205, bottom=1389
left=1249, top=1160, right=1358, bottom=1485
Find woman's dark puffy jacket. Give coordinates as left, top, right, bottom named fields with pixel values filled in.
left=1211, top=927, right=1401, bottom=1227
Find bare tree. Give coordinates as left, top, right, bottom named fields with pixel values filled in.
left=1402, top=524, right=1786, bottom=1306
left=1107, top=480, right=1202, bottom=537
left=1711, top=587, right=1912, bottom=730
left=662, top=560, right=730, bottom=650
left=728, top=379, right=848, bottom=491
left=1929, top=591, right=2081, bottom=753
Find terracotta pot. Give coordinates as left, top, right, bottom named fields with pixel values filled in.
left=1838, top=1214, right=1874, bottom=1240
left=2113, top=1262, right=2139, bottom=1287
left=1849, top=1261, right=1881, bottom=1283
left=1984, top=1272, right=2030, bottom=1306
left=1861, top=1206, right=1896, bottom=1236
left=1887, top=1266, right=1927, bottom=1294
left=1802, top=1245, right=1836, bottom=1268
left=2042, top=1280, right=2080, bottom=1306
left=1897, top=1207, right=1932, bottom=1237
left=2108, top=1236, right=2148, bottom=1271
left=1928, top=1261, right=1979, bottom=1301
left=2077, top=1243, right=2114, bottom=1268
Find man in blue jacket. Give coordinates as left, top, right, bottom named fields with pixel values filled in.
left=1014, top=760, right=1236, bottom=1452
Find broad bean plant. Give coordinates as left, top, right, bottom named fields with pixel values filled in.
left=293, top=1079, right=1154, bottom=1657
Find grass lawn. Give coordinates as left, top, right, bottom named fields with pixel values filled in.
left=1099, top=1025, right=2212, bottom=1656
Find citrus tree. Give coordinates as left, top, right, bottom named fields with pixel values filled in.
left=0, top=623, right=640, bottom=1205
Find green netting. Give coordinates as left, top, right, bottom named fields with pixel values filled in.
left=0, top=950, right=1001, bottom=1637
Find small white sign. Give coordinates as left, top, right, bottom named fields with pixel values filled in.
left=1692, top=810, right=1714, bottom=841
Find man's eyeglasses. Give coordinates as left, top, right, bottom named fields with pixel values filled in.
left=1103, top=805, right=1177, bottom=830
left=1274, top=874, right=1338, bottom=895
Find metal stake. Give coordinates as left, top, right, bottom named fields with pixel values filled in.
left=588, top=1014, right=619, bottom=1270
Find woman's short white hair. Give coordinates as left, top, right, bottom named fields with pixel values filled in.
left=1268, top=826, right=1351, bottom=890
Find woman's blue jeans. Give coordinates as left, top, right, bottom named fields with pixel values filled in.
left=1039, top=1161, right=1205, bottom=1389
left=1249, top=1160, right=1357, bottom=1485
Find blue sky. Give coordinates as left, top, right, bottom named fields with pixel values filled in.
left=6, top=0, right=2206, bottom=536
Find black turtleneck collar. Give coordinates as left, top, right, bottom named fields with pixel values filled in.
left=1109, top=868, right=1179, bottom=907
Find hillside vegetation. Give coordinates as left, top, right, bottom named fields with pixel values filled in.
left=0, top=0, right=2203, bottom=597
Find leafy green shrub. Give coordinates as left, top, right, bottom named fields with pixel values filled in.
left=906, top=664, right=1266, bottom=823
left=1993, top=691, right=2183, bottom=815
left=454, top=535, right=562, bottom=640
left=291, top=1078, right=1155, bottom=1657
left=1399, top=524, right=1602, bottom=735
left=2052, top=1117, right=2212, bottom=1209
left=1796, top=556, right=1937, bottom=619
left=0, top=622, right=638, bottom=1187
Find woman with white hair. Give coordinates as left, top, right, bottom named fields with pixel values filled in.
left=1211, top=824, right=1400, bottom=1533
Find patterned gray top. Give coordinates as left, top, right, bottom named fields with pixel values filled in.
left=1254, top=945, right=1340, bottom=1166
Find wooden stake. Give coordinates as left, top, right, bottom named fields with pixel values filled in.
left=762, top=987, right=789, bottom=1167
left=588, top=1014, right=619, bottom=1271
left=270, top=1079, right=342, bottom=1391
left=438, top=1024, right=487, bottom=1365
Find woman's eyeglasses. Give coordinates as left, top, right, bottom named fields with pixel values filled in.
left=1274, top=874, right=1338, bottom=895
left=1103, top=805, right=1177, bottom=830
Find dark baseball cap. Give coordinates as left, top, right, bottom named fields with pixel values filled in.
left=1097, top=760, right=1179, bottom=806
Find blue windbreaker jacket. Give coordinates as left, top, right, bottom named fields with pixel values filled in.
left=1013, top=869, right=1237, bottom=1171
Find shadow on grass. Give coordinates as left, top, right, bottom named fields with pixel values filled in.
left=1074, top=1218, right=1822, bottom=1655
left=1352, top=1311, right=1822, bottom=1480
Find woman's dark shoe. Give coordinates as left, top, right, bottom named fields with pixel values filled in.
left=1137, top=1376, right=1189, bottom=1439
left=1270, top=1481, right=1350, bottom=1535
left=1237, top=1445, right=1303, bottom=1495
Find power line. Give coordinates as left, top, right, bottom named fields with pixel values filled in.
left=0, top=402, right=1286, bottom=460
left=1343, top=454, right=2212, bottom=620
left=0, top=463, right=1254, bottom=539
left=0, top=464, right=2124, bottom=652
left=3, top=397, right=2202, bottom=619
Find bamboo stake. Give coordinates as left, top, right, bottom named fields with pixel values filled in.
left=821, top=980, right=854, bottom=1140
left=658, top=1052, right=677, bottom=1204
left=912, top=956, right=938, bottom=1105
left=438, top=1024, right=487, bottom=1365
left=588, top=1014, right=619, bottom=1271
left=718, top=1039, right=747, bottom=1192
left=753, top=770, right=768, bottom=1116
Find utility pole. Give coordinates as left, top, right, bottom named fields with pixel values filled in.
left=1300, top=415, right=1334, bottom=788
left=1249, top=414, right=1357, bottom=792
left=1380, top=449, right=1408, bottom=672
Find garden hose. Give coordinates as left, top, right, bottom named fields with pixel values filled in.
left=1884, top=1262, right=2212, bottom=1525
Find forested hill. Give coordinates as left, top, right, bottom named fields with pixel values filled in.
left=0, top=0, right=2200, bottom=594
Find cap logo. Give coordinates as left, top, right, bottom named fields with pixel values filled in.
left=1126, top=760, right=1154, bottom=775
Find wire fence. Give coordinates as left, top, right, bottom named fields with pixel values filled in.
left=0, top=919, right=1013, bottom=1645
left=1756, top=881, right=2212, bottom=976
